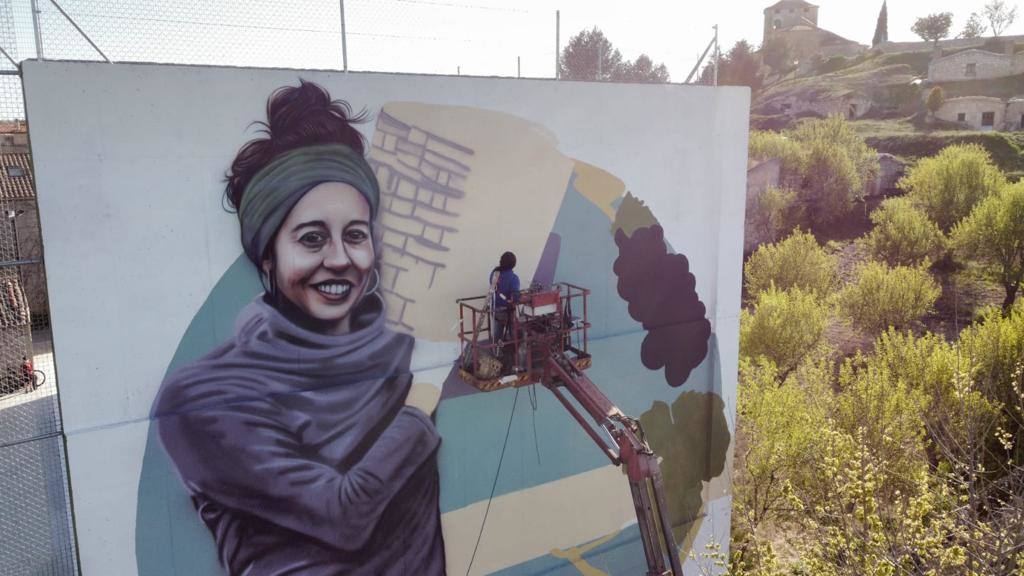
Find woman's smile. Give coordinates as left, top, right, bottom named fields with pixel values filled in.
left=313, top=279, right=355, bottom=299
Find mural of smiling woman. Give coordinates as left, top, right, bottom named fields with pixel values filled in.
left=150, top=82, right=446, bottom=575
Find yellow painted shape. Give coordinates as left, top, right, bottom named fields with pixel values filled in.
left=441, top=465, right=636, bottom=575
left=570, top=160, right=625, bottom=223
left=549, top=530, right=620, bottom=576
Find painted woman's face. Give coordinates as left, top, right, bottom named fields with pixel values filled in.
left=265, top=182, right=375, bottom=335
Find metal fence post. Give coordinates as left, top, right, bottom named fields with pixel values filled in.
left=340, top=0, right=348, bottom=71
left=555, top=10, right=560, bottom=79
left=30, top=0, right=44, bottom=59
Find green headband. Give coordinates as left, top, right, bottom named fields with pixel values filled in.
left=238, top=143, right=380, bottom=265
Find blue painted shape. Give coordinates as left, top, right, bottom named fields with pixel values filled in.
left=135, top=256, right=262, bottom=575
left=548, top=175, right=635, bottom=339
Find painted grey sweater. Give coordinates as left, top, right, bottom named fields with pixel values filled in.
left=153, top=296, right=445, bottom=575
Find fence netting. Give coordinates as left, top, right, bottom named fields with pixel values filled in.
left=0, top=1, right=561, bottom=574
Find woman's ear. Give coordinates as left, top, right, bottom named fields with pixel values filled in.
left=261, top=256, right=273, bottom=278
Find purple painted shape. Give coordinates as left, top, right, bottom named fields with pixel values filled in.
left=532, top=233, right=562, bottom=286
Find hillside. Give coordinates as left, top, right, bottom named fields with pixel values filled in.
left=751, top=47, right=1024, bottom=178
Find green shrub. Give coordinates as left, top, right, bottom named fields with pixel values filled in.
left=899, top=143, right=1006, bottom=231
left=957, top=306, right=1024, bottom=469
left=792, top=116, right=880, bottom=225
left=733, top=358, right=828, bottom=535
left=864, top=197, right=946, bottom=266
left=835, top=356, right=931, bottom=496
left=839, top=260, right=941, bottom=332
left=926, top=86, right=945, bottom=115
left=745, top=229, right=837, bottom=297
left=749, top=186, right=802, bottom=246
left=866, top=329, right=1000, bottom=467
left=748, top=130, right=804, bottom=188
left=750, top=118, right=879, bottom=228
left=740, top=287, right=830, bottom=373
left=951, top=181, right=1024, bottom=312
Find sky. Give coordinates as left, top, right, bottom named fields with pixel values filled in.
left=3, top=0, right=1024, bottom=83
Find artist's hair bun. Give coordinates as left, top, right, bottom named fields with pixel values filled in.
left=224, top=80, right=368, bottom=210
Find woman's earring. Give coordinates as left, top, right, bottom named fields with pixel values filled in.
left=365, top=268, right=381, bottom=296
left=261, top=257, right=277, bottom=299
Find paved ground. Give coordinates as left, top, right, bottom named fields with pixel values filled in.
left=0, top=329, right=78, bottom=575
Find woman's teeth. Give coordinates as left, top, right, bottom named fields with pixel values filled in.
left=316, top=282, right=351, bottom=297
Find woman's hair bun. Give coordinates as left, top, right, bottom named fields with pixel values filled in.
left=224, top=79, right=369, bottom=211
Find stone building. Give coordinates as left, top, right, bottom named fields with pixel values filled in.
left=0, top=129, right=46, bottom=320
left=762, top=0, right=866, bottom=64
left=934, top=95, right=1024, bottom=131
left=928, top=42, right=1024, bottom=83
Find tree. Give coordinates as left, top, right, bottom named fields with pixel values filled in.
left=864, top=197, right=946, bottom=267
left=984, top=0, right=1018, bottom=36
left=760, top=37, right=794, bottom=72
left=558, top=28, right=623, bottom=81
left=926, top=85, right=945, bottom=116
left=961, top=12, right=988, bottom=38
left=872, top=1, right=889, bottom=46
left=911, top=12, right=953, bottom=45
left=745, top=229, right=837, bottom=297
left=617, top=54, right=669, bottom=83
left=740, top=287, right=830, bottom=374
left=839, top=260, right=941, bottom=333
left=899, top=143, right=1006, bottom=231
left=558, top=28, right=670, bottom=83
left=952, top=182, right=1024, bottom=313
left=700, top=40, right=762, bottom=90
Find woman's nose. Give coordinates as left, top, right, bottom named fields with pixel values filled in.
left=322, top=241, right=352, bottom=270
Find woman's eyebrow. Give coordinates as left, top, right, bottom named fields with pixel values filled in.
left=344, top=219, right=371, bottom=229
left=291, top=219, right=328, bottom=232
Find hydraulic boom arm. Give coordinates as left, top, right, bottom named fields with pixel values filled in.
left=543, top=353, right=683, bottom=576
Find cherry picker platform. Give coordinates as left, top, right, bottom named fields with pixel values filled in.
left=457, top=282, right=683, bottom=576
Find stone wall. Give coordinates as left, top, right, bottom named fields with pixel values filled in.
left=878, top=35, right=1024, bottom=54
left=744, top=158, right=781, bottom=254
left=928, top=49, right=1023, bottom=82
left=1006, top=99, right=1024, bottom=131
left=367, top=108, right=471, bottom=333
left=870, top=154, right=906, bottom=198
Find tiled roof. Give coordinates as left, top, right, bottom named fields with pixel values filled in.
left=0, top=153, right=34, bottom=200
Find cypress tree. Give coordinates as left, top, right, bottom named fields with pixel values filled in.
left=872, top=1, right=889, bottom=46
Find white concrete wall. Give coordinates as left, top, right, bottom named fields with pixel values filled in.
left=23, top=61, right=749, bottom=575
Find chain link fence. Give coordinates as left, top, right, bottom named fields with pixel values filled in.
left=0, top=1, right=559, bottom=574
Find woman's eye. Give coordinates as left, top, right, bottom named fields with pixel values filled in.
left=344, top=228, right=369, bottom=243
left=299, top=232, right=327, bottom=247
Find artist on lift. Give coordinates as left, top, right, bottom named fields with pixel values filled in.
left=489, top=251, right=520, bottom=370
